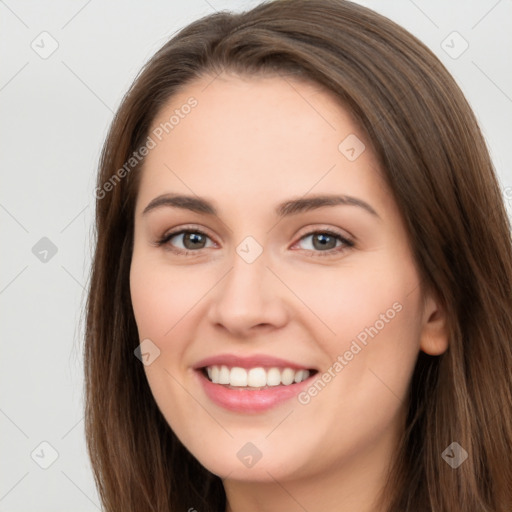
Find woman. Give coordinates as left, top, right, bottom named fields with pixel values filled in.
left=84, top=0, right=512, bottom=510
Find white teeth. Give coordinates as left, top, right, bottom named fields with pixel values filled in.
left=281, top=368, right=295, bottom=385
left=211, top=365, right=220, bottom=384
left=247, top=367, right=267, bottom=387
left=204, top=365, right=311, bottom=387
left=218, top=365, right=230, bottom=384
left=266, top=367, right=281, bottom=386
left=294, top=369, right=309, bottom=383
left=230, top=367, right=247, bottom=386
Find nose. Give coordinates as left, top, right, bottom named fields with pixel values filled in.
left=206, top=245, right=290, bottom=338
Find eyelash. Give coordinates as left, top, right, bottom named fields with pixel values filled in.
left=155, top=225, right=355, bottom=258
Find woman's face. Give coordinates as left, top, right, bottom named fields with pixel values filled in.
left=130, top=73, right=445, bottom=485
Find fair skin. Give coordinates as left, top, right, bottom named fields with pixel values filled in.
left=129, top=73, right=448, bottom=512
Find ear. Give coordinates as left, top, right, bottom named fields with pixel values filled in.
left=419, top=292, right=449, bottom=356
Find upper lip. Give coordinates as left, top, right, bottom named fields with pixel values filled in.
left=193, top=353, right=316, bottom=371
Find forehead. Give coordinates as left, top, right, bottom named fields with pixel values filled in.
left=136, top=73, right=388, bottom=217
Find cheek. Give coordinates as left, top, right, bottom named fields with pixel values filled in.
left=281, top=253, right=421, bottom=347
left=332, top=259, right=422, bottom=409
left=129, top=253, right=199, bottom=341
left=299, top=252, right=423, bottom=395
left=129, top=254, right=202, bottom=424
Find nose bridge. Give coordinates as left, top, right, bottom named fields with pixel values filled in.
left=207, top=236, right=288, bottom=333
left=222, top=240, right=271, bottom=309
left=232, top=254, right=263, bottom=295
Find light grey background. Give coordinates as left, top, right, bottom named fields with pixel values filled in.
left=1, top=1, right=511, bottom=510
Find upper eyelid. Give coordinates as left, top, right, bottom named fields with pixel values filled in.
left=163, top=224, right=217, bottom=242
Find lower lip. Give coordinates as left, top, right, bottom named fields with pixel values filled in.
left=196, top=370, right=315, bottom=413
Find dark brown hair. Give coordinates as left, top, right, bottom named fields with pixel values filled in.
left=84, top=1, right=512, bottom=510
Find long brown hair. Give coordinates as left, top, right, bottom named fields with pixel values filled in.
left=84, top=1, right=512, bottom=510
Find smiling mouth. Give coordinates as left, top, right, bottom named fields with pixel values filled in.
left=201, top=365, right=318, bottom=390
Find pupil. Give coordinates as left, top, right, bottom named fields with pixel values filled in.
left=313, top=234, right=335, bottom=250
left=185, top=233, right=205, bottom=249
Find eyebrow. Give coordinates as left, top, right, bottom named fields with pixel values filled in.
left=142, top=193, right=380, bottom=219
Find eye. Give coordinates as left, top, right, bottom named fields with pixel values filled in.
left=293, top=229, right=354, bottom=257
left=155, top=226, right=354, bottom=258
left=156, top=227, right=215, bottom=255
